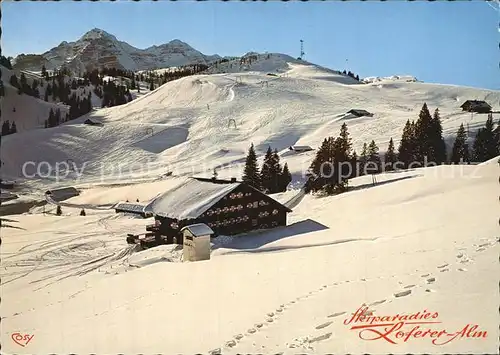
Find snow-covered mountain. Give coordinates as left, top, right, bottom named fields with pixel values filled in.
left=12, top=28, right=221, bottom=73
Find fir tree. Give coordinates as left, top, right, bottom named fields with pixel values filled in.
left=472, top=114, right=496, bottom=162
left=398, top=120, right=416, bottom=169
left=260, top=146, right=274, bottom=193
left=9, top=74, right=19, bottom=89
left=450, top=123, right=470, bottom=164
left=1, top=120, right=11, bottom=136
left=242, top=143, right=261, bottom=190
left=56, top=205, right=62, bottom=216
left=10, top=122, right=17, bottom=134
left=359, top=142, right=368, bottom=175
left=41, top=65, right=47, bottom=79
left=385, top=138, right=397, bottom=171
left=80, top=208, right=86, bottom=216
left=430, top=108, right=447, bottom=164
left=414, top=103, right=433, bottom=165
left=279, top=162, right=292, bottom=192
left=367, top=140, right=380, bottom=174
left=149, top=81, right=154, bottom=91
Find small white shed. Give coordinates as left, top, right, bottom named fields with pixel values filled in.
left=181, top=223, right=214, bottom=262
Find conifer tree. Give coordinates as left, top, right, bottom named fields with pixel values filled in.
left=414, top=103, right=433, bottom=165
left=10, top=121, right=17, bottom=134
left=450, top=123, right=470, bottom=164
left=242, top=143, right=261, bottom=190
left=430, top=108, right=447, bottom=164
left=398, top=120, right=416, bottom=169
left=270, top=149, right=283, bottom=193
left=472, top=114, right=496, bottom=162
left=367, top=140, right=380, bottom=174
left=279, top=162, right=292, bottom=192
left=56, top=205, right=62, bottom=216
left=350, top=150, right=358, bottom=178
left=385, top=138, right=397, bottom=171
left=260, top=146, right=274, bottom=193
left=359, top=142, right=368, bottom=175
left=1, top=120, right=10, bottom=136
left=80, top=208, right=86, bottom=216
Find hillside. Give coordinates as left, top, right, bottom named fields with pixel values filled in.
left=12, top=28, right=221, bottom=73
left=1, top=156, right=498, bottom=354
left=1, top=56, right=498, bottom=190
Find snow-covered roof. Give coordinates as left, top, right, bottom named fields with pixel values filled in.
left=290, top=145, right=313, bottom=151
left=147, top=178, right=240, bottom=220
left=114, top=202, right=147, bottom=213
left=180, top=223, right=214, bottom=237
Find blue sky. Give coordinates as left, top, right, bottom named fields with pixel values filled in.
left=2, top=1, right=499, bottom=89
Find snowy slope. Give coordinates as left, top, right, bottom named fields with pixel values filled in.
left=1, top=57, right=498, bottom=189
left=1, top=66, right=70, bottom=132
left=1, top=158, right=498, bottom=354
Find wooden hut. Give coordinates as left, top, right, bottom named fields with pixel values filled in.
left=146, top=177, right=292, bottom=244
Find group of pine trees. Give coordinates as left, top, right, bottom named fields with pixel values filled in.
left=304, top=123, right=353, bottom=194
left=303, top=103, right=500, bottom=196
left=1, top=120, right=17, bottom=136
left=450, top=113, right=498, bottom=163
left=396, top=103, right=447, bottom=168
left=242, top=144, right=292, bottom=194
left=342, top=70, right=360, bottom=82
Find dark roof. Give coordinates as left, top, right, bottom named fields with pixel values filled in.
left=114, top=202, right=148, bottom=213
left=347, top=109, right=373, bottom=117
left=460, top=100, right=491, bottom=108
left=146, top=177, right=291, bottom=220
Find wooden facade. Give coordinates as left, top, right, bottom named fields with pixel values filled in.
left=152, top=178, right=291, bottom=244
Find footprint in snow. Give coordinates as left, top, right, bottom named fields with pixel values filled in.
left=404, top=284, right=416, bottom=289
left=266, top=317, right=274, bottom=323
left=247, top=328, right=257, bottom=334
left=437, top=264, right=449, bottom=269
left=209, top=348, right=222, bottom=355
left=426, top=277, right=436, bottom=284
left=425, top=288, right=436, bottom=293
left=309, top=332, right=333, bottom=343
left=440, top=268, right=449, bottom=273
left=225, top=340, right=237, bottom=348
left=369, top=299, right=386, bottom=306
left=458, top=268, right=467, bottom=272
left=394, top=290, right=412, bottom=298
left=234, top=334, right=244, bottom=340
left=315, top=321, right=333, bottom=330
left=255, top=323, right=264, bottom=329
left=328, top=311, right=346, bottom=318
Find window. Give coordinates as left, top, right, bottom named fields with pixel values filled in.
left=272, top=209, right=278, bottom=215
left=259, top=200, right=266, bottom=206
left=252, top=219, right=258, bottom=226
left=207, top=210, right=213, bottom=216
left=230, top=206, right=236, bottom=212
left=230, top=193, right=236, bottom=199
left=216, top=208, right=221, bottom=214
left=223, top=207, right=229, bottom=213
left=237, top=192, right=243, bottom=198
left=170, top=222, right=179, bottom=229
left=272, top=221, right=278, bottom=227
left=247, top=203, right=253, bottom=209
left=243, top=216, right=249, bottom=222
left=236, top=217, right=242, bottom=223
left=253, top=201, right=258, bottom=208
left=237, top=205, right=243, bottom=211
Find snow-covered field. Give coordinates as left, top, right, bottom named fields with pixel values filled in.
left=1, top=55, right=499, bottom=354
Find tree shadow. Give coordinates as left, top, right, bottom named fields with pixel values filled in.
left=213, top=218, right=329, bottom=251
left=0, top=224, right=26, bottom=230
left=220, top=236, right=378, bottom=255
left=350, top=174, right=420, bottom=192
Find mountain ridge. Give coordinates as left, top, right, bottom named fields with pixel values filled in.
left=12, top=28, right=222, bottom=73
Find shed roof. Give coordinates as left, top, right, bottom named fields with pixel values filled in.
left=180, top=223, right=214, bottom=237
left=114, top=202, right=147, bottom=213
left=347, top=109, right=373, bottom=116
left=460, top=100, right=491, bottom=108
left=147, top=178, right=240, bottom=220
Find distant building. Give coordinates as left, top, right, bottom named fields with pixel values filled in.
left=346, top=109, right=374, bottom=118
left=114, top=202, right=152, bottom=218
left=289, top=145, right=314, bottom=153
left=146, top=177, right=292, bottom=244
left=460, top=100, right=492, bottom=113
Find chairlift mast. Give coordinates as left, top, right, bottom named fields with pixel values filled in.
left=299, top=40, right=305, bottom=60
